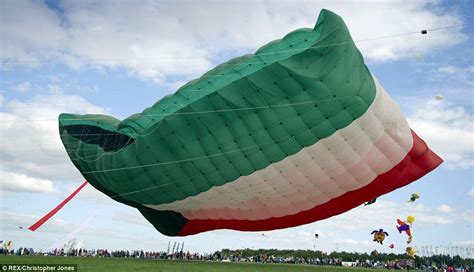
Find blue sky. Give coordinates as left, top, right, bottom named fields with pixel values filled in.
left=1, top=0, right=473, bottom=256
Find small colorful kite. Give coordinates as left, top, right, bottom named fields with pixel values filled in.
left=371, top=229, right=389, bottom=244
left=406, top=247, right=417, bottom=258
left=397, top=215, right=415, bottom=244
left=407, top=193, right=420, bottom=203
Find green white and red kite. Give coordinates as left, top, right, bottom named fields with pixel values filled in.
left=50, top=9, right=442, bottom=236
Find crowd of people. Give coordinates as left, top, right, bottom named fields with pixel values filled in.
left=1, top=246, right=472, bottom=271
left=1, top=247, right=214, bottom=261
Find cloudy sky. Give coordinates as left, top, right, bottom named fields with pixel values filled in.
left=1, top=0, right=473, bottom=256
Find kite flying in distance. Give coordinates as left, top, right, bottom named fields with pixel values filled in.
left=364, top=198, right=377, bottom=206
left=407, top=193, right=420, bottom=203
left=406, top=247, right=417, bottom=258
left=371, top=229, right=389, bottom=245
left=56, top=9, right=442, bottom=236
left=397, top=216, right=415, bottom=244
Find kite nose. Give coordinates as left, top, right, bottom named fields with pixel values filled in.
left=59, top=113, right=135, bottom=152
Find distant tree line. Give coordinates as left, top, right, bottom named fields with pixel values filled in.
left=219, top=248, right=474, bottom=267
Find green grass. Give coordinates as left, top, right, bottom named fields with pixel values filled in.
left=0, top=255, right=383, bottom=272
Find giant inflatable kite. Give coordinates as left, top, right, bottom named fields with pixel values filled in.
left=58, top=9, right=442, bottom=236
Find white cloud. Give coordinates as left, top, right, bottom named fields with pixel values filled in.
left=336, top=239, right=372, bottom=248
left=437, top=205, right=455, bottom=213
left=0, top=208, right=126, bottom=247
left=435, top=65, right=474, bottom=88
left=14, top=81, right=31, bottom=93
left=454, top=240, right=474, bottom=246
left=0, top=171, right=55, bottom=193
left=438, top=66, right=474, bottom=75
left=457, top=210, right=474, bottom=223
left=112, top=209, right=151, bottom=227
left=0, top=89, right=108, bottom=181
left=413, top=203, right=432, bottom=212
left=408, top=101, right=473, bottom=169
left=0, top=0, right=66, bottom=65
left=1, top=1, right=466, bottom=84
left=0, top=209, right=67, bottom=231
left=65, top=183, right=113, bottom=203
left=468, top=188, right=474, bottom=197
left=416, top=214, right=454, bottom=224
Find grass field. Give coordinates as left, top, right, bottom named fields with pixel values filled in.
left=0, top=256, right=383, bottom=272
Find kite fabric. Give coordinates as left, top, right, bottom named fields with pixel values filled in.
left=58, top=9, right=442, bottom=236
left=29, top=181, right=88, bottom=231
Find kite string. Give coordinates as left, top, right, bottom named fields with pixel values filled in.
left=328, top=206, right=366, bottom=252
left=0, top=23, right=465, bottom=128
left=108, top=133, right=294, bottom=198
left=3, top=94, right=354, bottom=187
left=25, top=132, right=296, bottom=227
left=66, top=94, right=356, bottom=162
left=78, top=93, right=355, bottom=175
left=0, top=93, right=356, bottom=157
left=46, top=205, right=100, bottom=252
left=0, top=24, right=464, bottom=65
